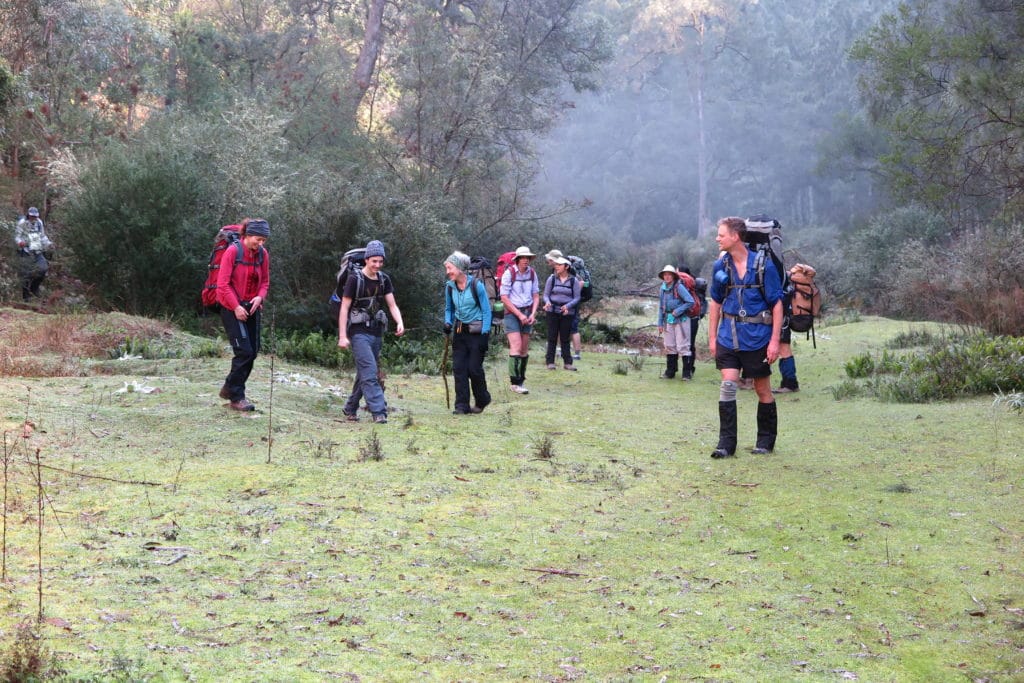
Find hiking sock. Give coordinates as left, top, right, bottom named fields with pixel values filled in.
left=712, top=399, right=738, bottom=458
left=508, top=355, right=518, bottom=385
left=520, top=355, right=529, bottom=384
left=752, top=401, right=778, bottom=454
left=660, top=354, right=678, bottom=379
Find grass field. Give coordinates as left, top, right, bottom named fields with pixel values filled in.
left=0, top=308, right=1022, bottom=681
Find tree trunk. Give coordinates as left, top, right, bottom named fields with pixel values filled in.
left=351, top=0, right=387, bottom=114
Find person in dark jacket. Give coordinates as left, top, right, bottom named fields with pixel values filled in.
left=217, top=218, right=270, bottom=411
left=337, top=240, right=405, bottom=424
left=444, top=251, right=492, bottom=415
left=707, top=217, right=784, bottom=458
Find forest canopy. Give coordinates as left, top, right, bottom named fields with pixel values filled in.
left=3, top=0, right=1024, bottom=334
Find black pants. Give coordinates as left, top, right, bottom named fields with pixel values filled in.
left=19, top=251, right=48, bottom=300
left=452, top=331, right=490, bottom=411
left=545, top=311, right=573, bottom=364
left=220, top=306, right=262, bottom=401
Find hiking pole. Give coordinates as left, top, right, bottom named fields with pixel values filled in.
left=441, top=332, right=451, bottom=410
left=266, top=305, right=275, bottom=465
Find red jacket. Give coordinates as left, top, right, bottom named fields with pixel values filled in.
left=217, top=243, right=270, bottom=310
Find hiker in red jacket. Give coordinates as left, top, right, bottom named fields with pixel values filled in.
left=217, top=218, right=270, bottom=411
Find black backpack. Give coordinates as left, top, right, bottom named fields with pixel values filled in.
left=566, top=255, right=593, bottom=302
left=728, top=214, right=790, bottom=301
left=328, top=248, right=366, bottom=325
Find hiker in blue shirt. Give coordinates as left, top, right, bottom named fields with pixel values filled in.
left=444, top=251, right=493, bottom=415
left=707, top=216, right=784, bottom=459
left=656, top=265, right=694, bottom=379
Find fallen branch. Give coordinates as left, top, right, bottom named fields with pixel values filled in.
left=726, top=480, right=761, bottom=488
left=525, top=567, right=584, bottom=577
left=157, top=553, right=187, bottom=566
left=33, top=462, right=161, bottom=486
left=725, top=549, right=758, bottom=555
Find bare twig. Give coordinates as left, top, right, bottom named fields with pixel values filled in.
left=524, top=567, right=584, bottom=577
left=31, top=462, right=160, bottom=487
left=267, top=306, right=276, bottom=465
left=35, top=449, right=43, bottom=621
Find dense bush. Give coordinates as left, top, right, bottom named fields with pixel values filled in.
left=843, top=332, right=1024, bottom=402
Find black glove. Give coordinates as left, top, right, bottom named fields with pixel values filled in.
left=443, top=322, right=452, bottom=335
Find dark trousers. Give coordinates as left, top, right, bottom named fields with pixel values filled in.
left=689, top=317, right=700, bottom=358
left=220, top=306, right=262, bottom=401
left=545, top=311, right=573, bottom=364
left=452, top=331, right=490, bottom=411
left=19, top=251, right=48, bottom=300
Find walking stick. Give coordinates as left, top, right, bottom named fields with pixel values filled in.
left=441, top=333, right=451, bottom=410
left=266, top=305, right=275, bottom=464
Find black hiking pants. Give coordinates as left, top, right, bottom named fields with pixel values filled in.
left=221, top=306, right=262, bottom=401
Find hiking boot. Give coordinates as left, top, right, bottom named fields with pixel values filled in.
left=563, top=364, right=577, bottom=371
left=573, top=351, right=581, bottom=360
left=342, top=410, right=359, bottom=422
left=771, top=386, right=798, bottom=394
left=660, top=354, right=678, bottom=379
left=219, top=385, right=231, bottom=400
left=681, top=355, right=694, bottom=380
left=230, top=399, right=255, bottom=412
left=510, top=384, right=529, bottom=395
left=547, top=363, right=557, bottom=370
left=452, top=407, right=471, bottom=415
left=471, top=398, right=490, bottom=414
left=371, top=414, right=388, bottom=424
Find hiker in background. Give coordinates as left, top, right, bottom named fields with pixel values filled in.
left=773, top=300, right=800, bottom=394
left=217, top=218, right=271, bottom=412
left=338, top=240, right=405, bottom=424
left=678, top=265, right=707, bottom=380
left=543, top=256, right=580, bottom=371
left=444, top=251, right=492, bottom=415
left=545, top=248, right=583, bottom=359
left=500, top=246, right=540, bottom=395
left=707, top=217, right=783, bottom=458
left=657, top=265, right=694, bottom=379
left=14, top=207, right=53, bottom=301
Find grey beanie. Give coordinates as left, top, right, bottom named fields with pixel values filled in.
left=445, top=251, right=470, bottom=272
left=365, top=240, right=386, bottom=259
left=245, top=219, right=270, bottom=237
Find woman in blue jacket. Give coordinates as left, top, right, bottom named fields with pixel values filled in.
left=657, top=265, right=694, bottom=379
left=443, top=251, right=493, bottom=415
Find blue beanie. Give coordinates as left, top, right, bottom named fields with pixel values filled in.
left=245, top=219, right=270, bottom=237
left=365, top=240, right=386, bottom=259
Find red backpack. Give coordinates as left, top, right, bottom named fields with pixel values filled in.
left=494, top=251, right=517, bottom=283
left=200, top=224, right=265, bottom=308
left=677, top=271, right=702, bottom=318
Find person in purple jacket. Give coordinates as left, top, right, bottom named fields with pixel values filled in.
left=542, top=256, right=581, bottom=371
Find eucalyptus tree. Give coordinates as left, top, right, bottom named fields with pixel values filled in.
left=852, top=0, right=1024, bottom=227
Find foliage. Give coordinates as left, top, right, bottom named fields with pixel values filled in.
left=844, top=332, right=1024, bottom=402
left=0, top=622, right=65, bottom=682
left=852, top=0, right=1024, bottom=226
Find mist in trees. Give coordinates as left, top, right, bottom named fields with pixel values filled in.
left=530, top=0, right=897, bottom=247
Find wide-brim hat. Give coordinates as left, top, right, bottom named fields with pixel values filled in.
left=659, top=265, right=678, bottom=278
left=514, top=246, right=536, bottom=259
left=551, top=256, right=570, bottom=266
left=545, top=249, right=563, bottom=261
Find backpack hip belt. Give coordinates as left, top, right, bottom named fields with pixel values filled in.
left=724, top=311, right=773, bottom=325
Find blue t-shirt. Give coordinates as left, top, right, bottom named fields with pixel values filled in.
left=710, top=250, right=783, bottom=351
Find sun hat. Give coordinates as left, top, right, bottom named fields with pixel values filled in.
left=659, top=265, right=678, bottom=278
left=552, top=256, right=570, bottom=266
left=545, top=249, right=563, bottom=261
left=514, top=246, right=535, bottom=259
